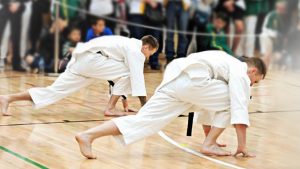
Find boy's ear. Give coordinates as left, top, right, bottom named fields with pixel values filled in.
left=252, top=67, right=258, bottom=74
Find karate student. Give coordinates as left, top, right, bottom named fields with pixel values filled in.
left=75, top=50, right=267, bottom=159
left=0, top=35, right=159, bottom=116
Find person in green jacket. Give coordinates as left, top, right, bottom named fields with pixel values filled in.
left=200, top=12, right=233, bottom=56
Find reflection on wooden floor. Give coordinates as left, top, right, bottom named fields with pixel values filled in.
left=0, top=68, right=300, bottom=169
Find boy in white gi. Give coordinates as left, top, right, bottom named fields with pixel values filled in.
left=75, top=50, right=267, bottom=158
left=0, top=35, right=159, bottom=116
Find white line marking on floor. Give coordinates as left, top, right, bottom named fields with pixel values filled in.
left=158, top=131, right=246, bottom=169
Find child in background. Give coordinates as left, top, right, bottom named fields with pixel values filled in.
left=85, top=18, right=113, bottom=42
left=63, top=27, right=82, bottom=55
left=59, top=27, right=82, bottom=72
left=200, top=12, right=233, bottom=55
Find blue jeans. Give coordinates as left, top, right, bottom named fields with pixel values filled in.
left=165, top=1, right=189, bottom=61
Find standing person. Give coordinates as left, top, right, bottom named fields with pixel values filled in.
left=75, top=50, right=266, bottom=159
left=239, top=0, right=270, bottom=58
left=0, top=0, right=28, bottom=71
left=0, top=35, right=159, bottom=116
left=215, top=0, right=245, bottom=55
left=164, top=0, right=191, bottom=64
left=28, top=0, right=51, bottom=54
left=143, top=0, right=164, bottom=70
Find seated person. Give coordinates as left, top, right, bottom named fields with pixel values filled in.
left=24, top=53, right=45, bottom=74
left=63, top=27, right=82, bottom=55
left=85, top=18, right=113, bottom=42
left=59, top=27, right=82, bottom=71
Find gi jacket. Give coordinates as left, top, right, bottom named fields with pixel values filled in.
left=73, top=35, right=147, bottom=97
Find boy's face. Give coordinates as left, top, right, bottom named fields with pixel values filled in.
left=214, top=18, right=226, bottom=31
left=69, top=30, right=81, bottom=43
left=247, top=67, right=264, bottom=86
left=93, top=20, right=105, bottom=34
left=141, top=45, right=157, bottom=60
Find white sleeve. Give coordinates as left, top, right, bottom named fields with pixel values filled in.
left=125, top=49, right=147, bottom=97
left=229, top=73, right=251, bottom=126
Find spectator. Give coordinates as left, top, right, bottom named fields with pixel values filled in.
left=88, top=0, right=115, bottom=33
left=128, top=0, right=146, bottom=39
left=24, top=52, right=45, bottom=74
left=215, top=0, right=245, bottom=55
left=201, top=12, right=233, bottom=55
left=164, top=0, right=191, bottom=64
left=51, top=0, right=83, bottom=40
left=0, top=0, right=28, bottom=71
left=144, top=0, right=164, bottom=70
left=28, top=0, right=51, bottom=54
left=260, top=0, right=287, bottom=67
left=57, top=27, right=82, bottom=71
left=114, top=0, right=130, bottom=37
left=85, top=18, right=113, bottom=42
left=186, top=0, right=218, bottom=53
left=63, top=27, right=81, bottom=54
left=238, top=0, right=270, bottom=58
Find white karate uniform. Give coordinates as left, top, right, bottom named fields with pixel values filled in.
left=28, top=36, right=147, bottom=109
left=113, top=51, right=251, bottom=145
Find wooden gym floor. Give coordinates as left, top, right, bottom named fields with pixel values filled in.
left=0, top=68, right=300, bottom=169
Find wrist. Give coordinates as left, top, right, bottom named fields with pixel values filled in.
left=237, top=145, right=246, bottom=149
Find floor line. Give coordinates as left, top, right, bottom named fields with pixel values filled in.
left=0, top=146, right=49, bottom=169
left=158, top=131, right=246, bottom=169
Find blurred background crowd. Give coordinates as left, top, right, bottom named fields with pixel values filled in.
left=0, top=0, right=299, bottom=73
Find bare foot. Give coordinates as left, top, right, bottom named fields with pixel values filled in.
left=217, top=142, right=227, bottom=147
left=201, top=144, right=231, bottom=156
left=124, top=108, right=136, bottom=113
left=104, top=109, right=128, bottom=117
left=121, top=100, right=136, bottom=112
left=75, top=133, right=97, bottom=159
left=0, top=96, right=11, bottom=116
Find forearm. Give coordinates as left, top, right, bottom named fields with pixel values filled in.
left=234, top=124, right=247, bottom=148
left=233, top=124, right=255, bottom=157
left=138, top=96, right=147, bottom=107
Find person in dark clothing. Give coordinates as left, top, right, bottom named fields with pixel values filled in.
left=0, top=0, right=28, bottom=71
left=28, top=0, right=51, bottom=54
left=214, top=0, right=245, bottom=54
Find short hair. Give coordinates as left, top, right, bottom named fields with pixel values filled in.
left=91, top=18, right=105, bottom=26
left=214, top=12, right=229, bottom=23
left=68, top=27, right=81, bottom=35
left=245, top=57, right=267, bottom=78
left=141, top=35, right=159, bottom=50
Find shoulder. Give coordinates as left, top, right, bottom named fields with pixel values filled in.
left=206, top=24, right=214, bottom=31
left=104, top=27, right=113, bottom=35
left=86, top=28, right=94, bottom=35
